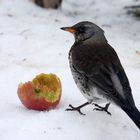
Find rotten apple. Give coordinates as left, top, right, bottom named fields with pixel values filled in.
left=17, top=73, right=61, bottom=111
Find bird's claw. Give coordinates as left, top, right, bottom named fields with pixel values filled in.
left=92, top=103, right=111, bottom=115
left=66, top=104, right=86, bottom=115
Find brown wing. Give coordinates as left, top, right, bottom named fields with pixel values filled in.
left=71, top=42, right=135, bottom=107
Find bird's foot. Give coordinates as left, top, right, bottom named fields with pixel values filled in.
left=65, top=102, right=90, bottom=115
left=92, top=102, right=111, bottom=115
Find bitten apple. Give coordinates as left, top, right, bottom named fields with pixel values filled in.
left=17, top=73, right=61, bottom=111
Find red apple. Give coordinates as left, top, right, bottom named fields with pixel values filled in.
left=17, top=73, right=61, bottom=111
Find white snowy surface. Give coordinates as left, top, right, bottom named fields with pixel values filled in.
left=0, top=0, right=140, bottom=139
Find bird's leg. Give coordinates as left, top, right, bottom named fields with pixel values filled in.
left=92, top=102, right=111, bottom=115
left=66, top=102, right=90, bottom=115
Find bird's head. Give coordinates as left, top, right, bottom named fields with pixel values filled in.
left=61, top=21, right=106, bottom=43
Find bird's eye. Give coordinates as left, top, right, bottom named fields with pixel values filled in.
left=78, top=27, right=86, bottom=33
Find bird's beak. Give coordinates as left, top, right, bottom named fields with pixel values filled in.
left=60, top=27, right=76, bottom=33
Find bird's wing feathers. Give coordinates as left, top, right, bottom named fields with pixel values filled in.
left=113, top=65, right=135, bottom=106
left=71, top=43, right=135, bottom=107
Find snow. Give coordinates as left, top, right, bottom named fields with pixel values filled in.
left=0, top=0, right=140, bottom=139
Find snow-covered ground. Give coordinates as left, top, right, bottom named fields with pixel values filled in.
left=0, top=0, right=140, bottom=139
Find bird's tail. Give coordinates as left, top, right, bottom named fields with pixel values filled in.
left=122, top=106, right=140, bottom=129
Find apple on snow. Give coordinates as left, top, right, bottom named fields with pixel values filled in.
left=17, top=73, right=61, bottom=111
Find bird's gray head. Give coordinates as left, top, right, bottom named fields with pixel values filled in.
left=61, top=21, right=106, bottom=43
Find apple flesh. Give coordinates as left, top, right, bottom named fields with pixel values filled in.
left=17, top=73, right=61, bottom=111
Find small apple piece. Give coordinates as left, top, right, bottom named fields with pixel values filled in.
left=17, top=73, right=61, bottom=111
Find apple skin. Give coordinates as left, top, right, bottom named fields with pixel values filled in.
left=17, top=73, right=61, bottom=111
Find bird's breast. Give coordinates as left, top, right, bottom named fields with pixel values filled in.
left=69, top=53, right=107, bottom=103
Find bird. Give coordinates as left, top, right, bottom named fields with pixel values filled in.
left=61, top=21, right=140, bottom=129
